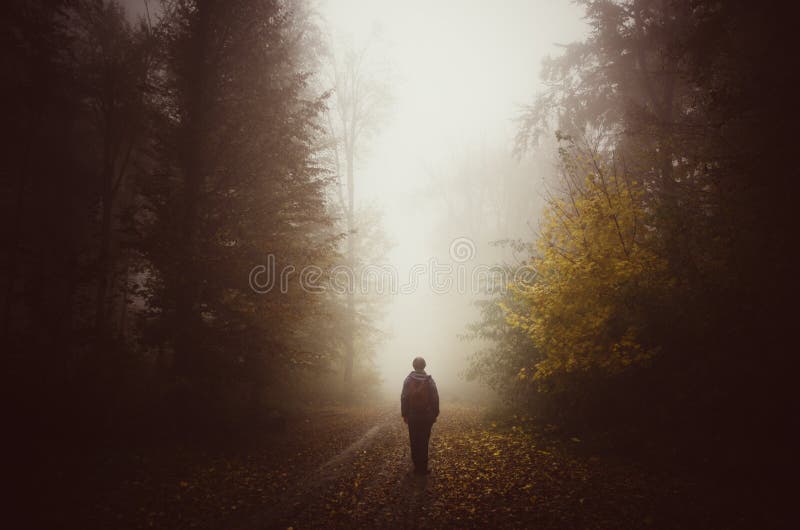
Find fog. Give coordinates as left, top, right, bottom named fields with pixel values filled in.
left=116, top=0, right=589, bottom=401
left=320, top=0, right=588, bottom=400
left=9, top=2, right=793, bottom=526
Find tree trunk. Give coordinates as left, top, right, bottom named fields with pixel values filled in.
left=95, top=142, right=114, bottom=345
left=2, top=136, right=31, bottom=342
left=172, top=2, right=209, bottom=381
left=118, top=255, right=130, bottom=340
left=343, top=138, right=355, bottom=387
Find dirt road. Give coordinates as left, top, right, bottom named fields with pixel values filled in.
left=236, top=404, right=675, bottom=529
left=53, top=403, right=746, bottom=529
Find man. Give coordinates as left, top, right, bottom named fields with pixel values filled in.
left=400, top=356, right=440, bottom=474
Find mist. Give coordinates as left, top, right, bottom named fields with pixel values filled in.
left=320, top=0, right=587, bottom=400
left=5, top=1, right=795, bottom=527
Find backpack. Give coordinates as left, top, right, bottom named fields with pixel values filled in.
left=407, top=377, right=432, bottom=414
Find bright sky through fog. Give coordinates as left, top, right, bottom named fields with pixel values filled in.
left=118, top=0, right=588, bottom=395
left=320, top=0, right=588, bottom=396
left=322, top=0, right=587, bottom=204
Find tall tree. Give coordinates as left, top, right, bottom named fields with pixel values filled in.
left=69, top=0, right=154, bottom=347
left=138, top=0, right=335, bottom=413
left=324, top=33, right=390, bottom=386
left=1, top=0, right=92, bottom=363
left=478, top=0, right=797, bottom=452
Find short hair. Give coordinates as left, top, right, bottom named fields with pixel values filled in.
left=412, top=356, right=426, bottom=370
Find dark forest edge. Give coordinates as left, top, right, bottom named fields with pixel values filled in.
left=461, top=0, right=796, bottom=503
left=3, top=0, right=387, bottom=444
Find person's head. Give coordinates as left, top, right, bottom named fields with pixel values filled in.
left=412, top=356, right=426, bottom=371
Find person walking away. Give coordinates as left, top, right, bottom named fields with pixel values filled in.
left=401, top=356, right=439, bottom=474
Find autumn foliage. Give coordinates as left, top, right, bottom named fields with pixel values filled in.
left=468, top=2, right=797, bottom=476
left=506, top=139, right=670, bottom=387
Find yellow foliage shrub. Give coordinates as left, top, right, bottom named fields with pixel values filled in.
left=505, top=147, right=670, bottom=388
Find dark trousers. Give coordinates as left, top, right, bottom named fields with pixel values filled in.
left=407, top=420, right=434, bottom=471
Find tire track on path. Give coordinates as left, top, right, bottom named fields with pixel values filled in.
left=235, top=405, right=397, bottom=528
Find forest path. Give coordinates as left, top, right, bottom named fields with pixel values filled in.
left=237, top=404, right=682, bottom=529
left=240, top=404, right=488, bottom=529
left=62, top=403, right=723, bottom=529
left=234, top=404, right=408, bottom=527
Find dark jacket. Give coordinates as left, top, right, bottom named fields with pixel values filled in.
left=401, top=370, right=440, bottom=422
